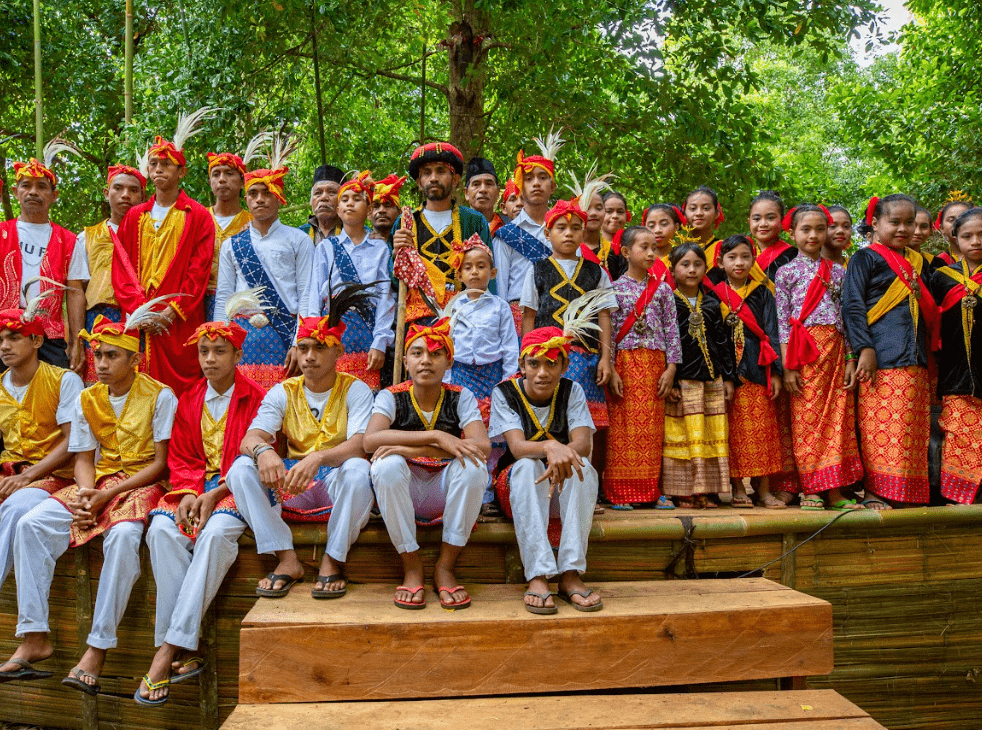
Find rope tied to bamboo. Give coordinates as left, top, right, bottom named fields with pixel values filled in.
left=664, top=516, right=699, bottom=579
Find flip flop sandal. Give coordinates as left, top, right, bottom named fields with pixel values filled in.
left=609, top=503, right=634, bottom=510
left=393, top=585, right=426, bottom=610
left=758, top=494, right=788, bottom=510
left=524, top=590, right=558, bottom=615
left=694, top=495, right=719, bottom=509
left=134, top=674, right=170, bottom=707
left=831, top=499, right=865, bottom=511
left=800, top=495, right=826, bottom=511
left=169, top=657, right=206, bottom=685
left=435, top=585, right=471, bottom=610
left=0, top=657, right=53, bottom=684
left=730, top=495, right=754, bottom=509
left=311, top=574, right=348, bottom=599
left=62, top=666, right=101, bottom=695
left=654, top=495, right=676, bottom=510
left=255, top=572, right=303, bottom=598
left=862, top=497, right=893, bottom=511
left=557, top=588, right=604, bottom=612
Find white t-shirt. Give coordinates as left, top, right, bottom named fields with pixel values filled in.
left=518, top=257, right=616, bottom=312
left=69, top=386, right=178, bottom=452
left=1, top=368, right=83, bottom=425
left=488, top=379, right=595, bottom=440
left=421, top=208, right=453, bottom=234
left=371, top=387, right=483, bottom=431
left=213, top=213, right=237, bottom=231
left=249, top=378, right=374, bottom=440
left=17, top=221, right=90, bottom=306
left=150, top=203, right=172, bottom=230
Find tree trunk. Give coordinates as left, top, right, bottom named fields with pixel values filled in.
left=445, top=4, right=488, bottom=161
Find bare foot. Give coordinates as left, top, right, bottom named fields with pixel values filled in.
left=557, top=570, right=602, bottom=609
left=0, top=633, right=52, bottom=673
left=256, top=550, right=304, bottom=592
left=314, top=554, right=346, bottom=593
left=524, top=576, right=555, bottom=611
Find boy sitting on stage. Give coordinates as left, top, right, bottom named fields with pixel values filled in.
left=364, top=319, right=490, bottom=610
left=490, top=326, right=602, bottom=614
left=226, top=288, right=376, bottom=600
left=137, top=306, right=266, bottom=706
left=0, top=308, right=83, bottom=591
left=0, top=315, right=175, bottom=695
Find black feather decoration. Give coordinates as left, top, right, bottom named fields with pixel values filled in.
left=326, top=281, right=381, bottom=329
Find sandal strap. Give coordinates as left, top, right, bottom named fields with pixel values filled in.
left=182, top=657, right=205, bottom=669
left=143, top=673, right=170, bottom=691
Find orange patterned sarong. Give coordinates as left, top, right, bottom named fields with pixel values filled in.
left=604, top=348, right=667, bottom=503
left=51, top=472, right=167, bottom=546
left=771, top=390, right=802, bottom=493
left=728, top=381, right=782, bottom=478
left=788, top=325, right=863, bottom=494
left=509, top=301, right=523, bottom=339
left=858, top=365, right=930, bottom=503
left=940, top=394, right=982, bottom=504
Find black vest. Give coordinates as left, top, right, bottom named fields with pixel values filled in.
left=494, top=377, right=574, bottom=475
left=389, top=382, right=463, bottom=437
left=532, top=258, right=604, bottom=351
left=413, top=208, right=458, bottom=290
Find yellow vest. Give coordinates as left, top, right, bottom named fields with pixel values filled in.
left=201, top=406, right=227, bottom=480
left=0, top=362, right=73, bottom=478
left=281, top=373, right=356, bottom=459
left=138, top=208, right=187, bottom=291
left=84, top=220, right=117, bottom=309
left=209, top=208, right=252, bottom=290
left=80, top=373, right=169, bottom=479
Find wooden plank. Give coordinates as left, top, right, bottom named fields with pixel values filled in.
left=238, top=579, right=833, bottom=703
left=221, top=690, right=885, bottom=729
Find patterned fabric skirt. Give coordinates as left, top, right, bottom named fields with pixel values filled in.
left=604, top=348, right=666, bottom=503
left=276, top=460, right=335, bottom=523
left=84, top=305, right=122, bottom=385
left=449, top=360, right=503, bottom=424
left=661, top=378, right=730, bottom=497
left=771, top=390, right=803, bottom=493
left=239, top=318, right=288, bottom=391
left=494, top=463, right=562, bottom=548
left=568, top=348, right=608, bottom=428
left=509, top=301, right=523, bottom=339
left=788, top=326, right=864, bottom=494
left=204, top=291, right=217, bottom=323
left=728, top=381, right=783, bottom=479
left=0, top=461, right=71, bottom=504
left=51, top=473, right=166, bottom=547
left=338, top=310, right=380, bottom=391
left=940, top=394, right=982, bottom=504
left=858, top=365, right=930, bottom=503
left=149, top=475, right=247, bottom=540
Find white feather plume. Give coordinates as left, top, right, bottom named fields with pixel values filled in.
left=268, top=133, right=299, bottom=170
left=124, top=294, right=188, bottom=331
left=567, top=163, right=614, bottom=209
left=241, top=131, right=274, bottom=166
left=533, top=127, right=565, bottom=162
left=137, top=145, right=150, bottom=179
left=21, top=276, right=72, bottom=322
left=224, top=286, right=270, bottom=323
left=42, top=136, right=82, bottom=170
left=561, top=289, right=613, bottom=345
left=173, top=106, right=219, bottom=151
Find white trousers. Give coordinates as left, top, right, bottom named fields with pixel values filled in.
left=147, top=512, right=245, bottom=650
left=0, top=487, right=50, bottom=589
left=507, top=457, right=598, bottom=581
left=226, top=455, right=374, bottom=563
left=371, top=455, right=486, bottom=553
left=15, top=498, right=144, bottom=649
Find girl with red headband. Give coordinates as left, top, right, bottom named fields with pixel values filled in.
left=776, top=205, right=863, bottom=511
left=935, top=194, right=975, bottom=266
left=643, top=203, right=689, bottom=288
left=683, top=185, right=725, bottom=258
left=824, top=205, right=854, bottom=268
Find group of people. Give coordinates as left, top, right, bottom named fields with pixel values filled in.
left=0, top=112, right=979, bottom=706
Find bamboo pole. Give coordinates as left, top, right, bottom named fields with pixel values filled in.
left=311, top=4, right=326, bottom=166
left=124, top=0, right=134, bottom=123
left=393, top=280, right=407, bottom=383
left=32, top=0, right=43, bottom=158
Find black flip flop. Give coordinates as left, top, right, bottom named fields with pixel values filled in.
left=255, top=572, right=303, bottom=598
left=557, top=588, right=604, bottom=612
left=311, top=574, right=347, bottom=599
left=0, top=657, right=53, bottom=684
left=524, top=590, right=558, bottom=615
left=62, top=666, right=101, bottom=695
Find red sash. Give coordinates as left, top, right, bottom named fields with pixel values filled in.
left=705, top=279, right=779, bottom=390
left=579, top=243, right=610, bottom=278
left=648, top=257, right=674, bottom=289
left=939, top=263, right=982, bottom=313
left=615, top=274, right=661, bottom=344
left=786, top=258, right=833, bottom=370
left=938, top=251, right=956, bottom=266
left=870, top=242, right=941, bottom=350
left=756, top=240, right=792, bottom=272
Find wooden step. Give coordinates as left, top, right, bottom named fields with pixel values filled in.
left=238, top=578, right=833, bottom=704
left=222, top=690, right=884, bottom=729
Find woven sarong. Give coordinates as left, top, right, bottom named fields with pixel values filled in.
left=728, top=381, right=783, bottom=479
left=940, top=394, right=982, bottom=504
left=661, top=378, right=730, bottom=496
left=52, top=473, right=166, bottom=547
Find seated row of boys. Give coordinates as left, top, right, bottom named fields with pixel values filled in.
left=0, top=262, right=603, bottom=706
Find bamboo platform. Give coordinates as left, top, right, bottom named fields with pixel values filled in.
left=2, top=504, right=982, bottom=730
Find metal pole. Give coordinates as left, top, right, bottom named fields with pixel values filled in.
left=33, top=0, right=43, bottom=157
left=311, top=6, right=326, bottom=165
left=124, top=0, right=134, bottom=123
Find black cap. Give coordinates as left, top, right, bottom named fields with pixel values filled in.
left=465, top=157, right=498, bottom=185
left=312, top=165, right=344, bottom=186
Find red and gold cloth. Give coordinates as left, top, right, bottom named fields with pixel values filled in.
left=604, top=349, right=666, bottom=503
left=244, top=167, right=289, bottom=204
left=13, top=159, right=57, bottom=188
left=338, top=170, right=375, bottom=203
left=788, top=325, right=863, bottom=493
left=374, top=174, right=407, bottom=206
left=661, top=378, right=730, bottom=497
left=514, top=150, right=555, bottom=190
left=0, top=462, right=70, bottom=503
left=107, top=164, right=146, bottom=190
left=148, top=136, right=187, bottom=167
left=858, top=365, right=930, bottom=503
left=544, top=199, right=587, bottom=229
left=728, top=381, right=782, bottom=479
left=185, top=320, right=247, bottom=349
left=296, top=316, right=344, bottom=347
left=520, top=326, right=571, bottom=361
left=771, top=390, right=802, bottom=494
left=52, top=474, right=166, bottom=547
left=206, top=152, right=246, bottom=176
left=939, top=394, right=982, bottom=504
left=79, top=313, right=139, bottom=352
left=405, top=317, right=454, bottom=359
left=501, top=179, right=520, bottom=205
left=0, top=308, right=45, bottom=338
left=448, top=232, right=493, bottom=271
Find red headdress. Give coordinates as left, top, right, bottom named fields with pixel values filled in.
left=501, top=178, right=520, bottom=204
left=448, top=233, right=494, bottom=271
left=184, top=321, right=247, bottom=350
left=206, top=152, right=246, bottom=176
left=296, top=316, right=346, bottom=347
left=520, top=326, right=571, bottom=362
left=79, top=314, right=140, bottom=352
left=374, top=174, right=407, bottom=206
left=544, top=198, right=588, bottom=229
left=338, top=170, right=376, bottom=203
left=782, top=204, right=834, bottom=232
left=408, top=142, right=464, bottom=180
left=13, top=137, right=82, bottom=190
left=715, top=206, right=726, bottom=228
left=0, top=309, right=45, bottom=338
left=405, top=317, right=454, bottom=360
left=243, top=132, right=297, bottom=204
left=514, top=129, right=564, bottom=191
left=865, top=197, right=879, bottom=227
left=107, top=164, right=147, bottom=191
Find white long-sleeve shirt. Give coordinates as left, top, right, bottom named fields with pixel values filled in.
left=492, top=209, right=550, bottom=303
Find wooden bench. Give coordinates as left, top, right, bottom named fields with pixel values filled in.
left=238, top=578, right=833, bottom=704
left=222, top=689, right=885, bottom=729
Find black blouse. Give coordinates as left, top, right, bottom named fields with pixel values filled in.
left=672, top=290, right=736, bottom=383
left=930, top=261, right=982, bottom=397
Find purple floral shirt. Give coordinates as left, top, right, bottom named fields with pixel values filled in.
left=775, top=255, right=851, bottom=349
left=611, top=275, right=682, bottom=364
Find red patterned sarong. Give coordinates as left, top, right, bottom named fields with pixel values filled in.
left=604, top=349, right=666, bottom=503
left=0, top=462, right=71, bottom=503
left=495, top=463, right=562, bottom=547
left=940, top=394, right=982, bottom=504
left=727, top=381, right=782, bottom=478
left=788, top=325, right=863, bottom=493
left=509, top=301, right=523, bottom=339
left=338, top=351, right=381, bottom=391
left=51, top=473, right=167, bottom=546
left=771, top=391, right=802, bottom=493
left=857, top=365, right=930, bottom=503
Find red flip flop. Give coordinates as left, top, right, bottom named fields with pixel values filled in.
left=436, top=585, right=471, bottom=611
left=393, top=585, right=426, bottom=610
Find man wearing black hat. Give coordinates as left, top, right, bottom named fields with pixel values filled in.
left=464, top=157, right=509, bottom=237
left=300, top=164, right=344, bottom=245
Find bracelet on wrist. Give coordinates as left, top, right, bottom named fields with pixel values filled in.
left=845, top=353, right=858, bottom=361
left=252, top=444, right=274, bottom=465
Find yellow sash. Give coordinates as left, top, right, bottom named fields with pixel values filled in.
left=84, top=220, right=117, bottom=308
left=0, top=362, right=72, bottom=478
left=209, top=208, right=252, bottom=289
left=941, top=264, right=982, bottom=364
left=138, top=207, right=187, bottom=291
left=201, top=407, right=227, bottom=480
left=281, top=373, right=356, bottom=459
left=867, top=248, right=924, bottom=326
left=81, top=373, right=166, bottom=479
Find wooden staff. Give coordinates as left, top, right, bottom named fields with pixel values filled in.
left=392, top=206, right=414, bottom=383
